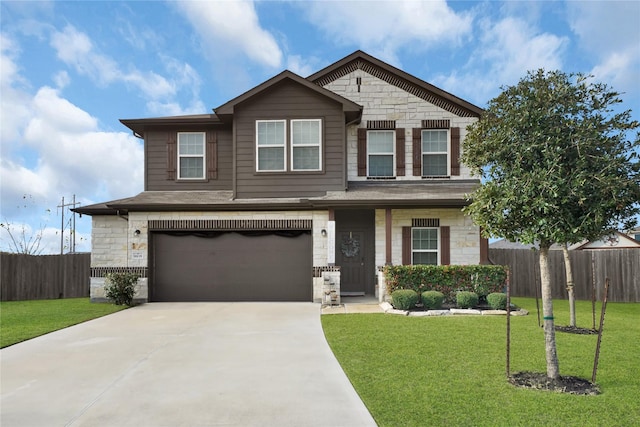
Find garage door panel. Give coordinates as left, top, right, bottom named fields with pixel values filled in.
left=152, top=232, right=311, bottom=302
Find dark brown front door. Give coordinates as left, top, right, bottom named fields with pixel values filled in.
left=335, top=210, right=375, bottom=295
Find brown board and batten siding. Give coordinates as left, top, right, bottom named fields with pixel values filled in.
left=234, top=80, right=347, bottom=199
left=145, top=127, right=234, bottom=191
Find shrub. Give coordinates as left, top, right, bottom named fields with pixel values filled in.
left=104, top=272, right=139, bottom=306
left=456, top=291, right=478, bottom=309
left=421, top=291, right=445, bottom=309
left=391, top=289, right=419, bottom=310
left=487, top=292, right=507, bottom=310
left=384, top=265, right=507, bottom=304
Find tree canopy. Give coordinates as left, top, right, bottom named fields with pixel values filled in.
left=462, top=69, right=640, bottom=248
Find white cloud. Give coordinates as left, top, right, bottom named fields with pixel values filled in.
left=50, top=25, right=176, bottom=100
left=286, top=54, right=315, bottom=77
left=300, top=0, right=473, bottom=65
left=566, top=1, right=640, bottom=97
left=53, top=70, right=70, bottom=89
left=0, top=33, right=32, bottom=145
left=0, top=84, right=144, bottom=253
left=432, top=15, right=568, bottom=105
left=174, top=0, right=283, bottom=69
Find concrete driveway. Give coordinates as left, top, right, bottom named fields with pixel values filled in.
left=1, top=303, right=377, bottom=427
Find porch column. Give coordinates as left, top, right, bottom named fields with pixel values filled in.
left=327, top=208, right=336, bottom=265
left=385, top=208, right=392, bottom=265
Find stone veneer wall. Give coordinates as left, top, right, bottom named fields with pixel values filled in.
left=323, top=70, right=478, bottom=182
left=90, top=210, right=335, bottom=302
left=374, top=208, right=481, bottom=302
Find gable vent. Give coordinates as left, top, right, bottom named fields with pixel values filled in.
left=367, top=120, right=396, bottom=129
left=422, top=119, right=450, bottom=129
left=412, top=218, right=440, bottom=227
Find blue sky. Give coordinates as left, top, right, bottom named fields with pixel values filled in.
left=1, top=0, right=639, bottom=254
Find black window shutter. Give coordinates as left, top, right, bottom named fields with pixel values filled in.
left=440, top=226, right=450, bottom=265
left=357, top=128, right=367, bottom=176
left=402, top=226, right=412, bottom=265
left=412, top=128, right=421, bottom=176
left=396, top=128, right=405, bottom=176
left=207, top=131, right=217, bottom=180
left=167, top=132, right=176, bottom=180
left=450, top=127, right=460, bottom=176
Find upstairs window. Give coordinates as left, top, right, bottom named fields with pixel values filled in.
left=412, top=227, right=439, bottom=265
left=291, top=119, right=321, bottom=171
left=256, top=120, right=286, bottom=171
left=367, top=130, right=395, bottom=177
left=178, top=132, right=205, bottom=179
left=422, top=130, right=448, bottom=176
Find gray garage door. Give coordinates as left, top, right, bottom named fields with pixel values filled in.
left=151, top=231, right=312, bottom=302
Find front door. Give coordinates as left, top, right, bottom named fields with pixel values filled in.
left=337, top=230, right=366, bottom=294
left=335, top=210, right=375, bottom=295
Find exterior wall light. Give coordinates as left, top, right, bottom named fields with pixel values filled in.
left=321, top=229, right=327, bottom=237
left=134, top=229, right=141, bottom=236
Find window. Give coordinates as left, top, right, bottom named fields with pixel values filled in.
left=291, top=119, right=321, bottom=171
left=422, top=130, right=448, bottom=176
left=256, top=120, right=286, bottom=171
left=412, top=227, right=439, bottom=265
left=178, top=132, right=205, bottom=179
left=368, top=130, right=395, bottom=177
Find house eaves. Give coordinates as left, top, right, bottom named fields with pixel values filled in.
left=120, top=114, right=225, bottom=138
left=89, top=182, right=478, bottom=214
left=308, top=50, right=484, bottom=118
left=214, top=70, right=363, bottom=124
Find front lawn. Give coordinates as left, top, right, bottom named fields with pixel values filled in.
left=322, top=298, right=640, bottom=427
left=0, top=298, right=127, bottom=348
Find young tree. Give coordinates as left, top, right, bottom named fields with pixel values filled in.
left=462, top=69, right=640, bottom=379
left=0, top=195, right=51, bottom=255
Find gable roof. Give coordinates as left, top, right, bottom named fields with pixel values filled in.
left=214, top=70, right=362, bottom=124
left=308, top=50, right=483, bottom=118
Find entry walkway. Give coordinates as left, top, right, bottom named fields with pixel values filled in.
left=321, top=296, right=385, bottom=315
left=1, top=303, right=377, bottom=427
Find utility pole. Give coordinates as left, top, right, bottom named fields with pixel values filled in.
left=59, top=196, right=64, bottom=254
left=58, top=195, right=81, bottom=254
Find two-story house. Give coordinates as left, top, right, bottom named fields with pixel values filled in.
left=75, top=50, right=487, bottom=303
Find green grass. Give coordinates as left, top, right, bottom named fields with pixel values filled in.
left=1, top=298, right=127, bottom=348
left=322, top=298, right=640, bottom=427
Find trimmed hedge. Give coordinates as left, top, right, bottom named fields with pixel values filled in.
left=487, top=292, right=508, bottom=310
left=421, top=291, right=445, bottom=309
left=391, top=289, right=419, bottom=310
left=456, top=291, right=479, bottom=309
left=384, top=265, right=507, bottom=303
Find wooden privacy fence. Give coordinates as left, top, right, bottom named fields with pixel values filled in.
left=1, top=253, right=90, bottom=301
left=489, top=248, right=640, bottom=303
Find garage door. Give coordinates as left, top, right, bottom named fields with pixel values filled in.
left=151, top=231, right=312, bottom=302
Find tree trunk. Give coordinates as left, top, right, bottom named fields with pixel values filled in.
left=563, top=244, right=576, bottom=327
left=539, top=245, right=560, bottom=379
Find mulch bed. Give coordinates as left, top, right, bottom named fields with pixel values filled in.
left=509, top=371, right=600, bottom=395
left=555, top=325, right=599, bottom=335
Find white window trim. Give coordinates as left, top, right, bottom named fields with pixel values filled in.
left=367, top=130, right=395, bottom=178
left=177, top=132, right=206, bottom=180
left=290, top=119, right=322, bottom=172
left=411, top=227, right=440, bottom=265
left=421, top=129, right=450, bottom=177
left=256, top=120, right=287, bottom=172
